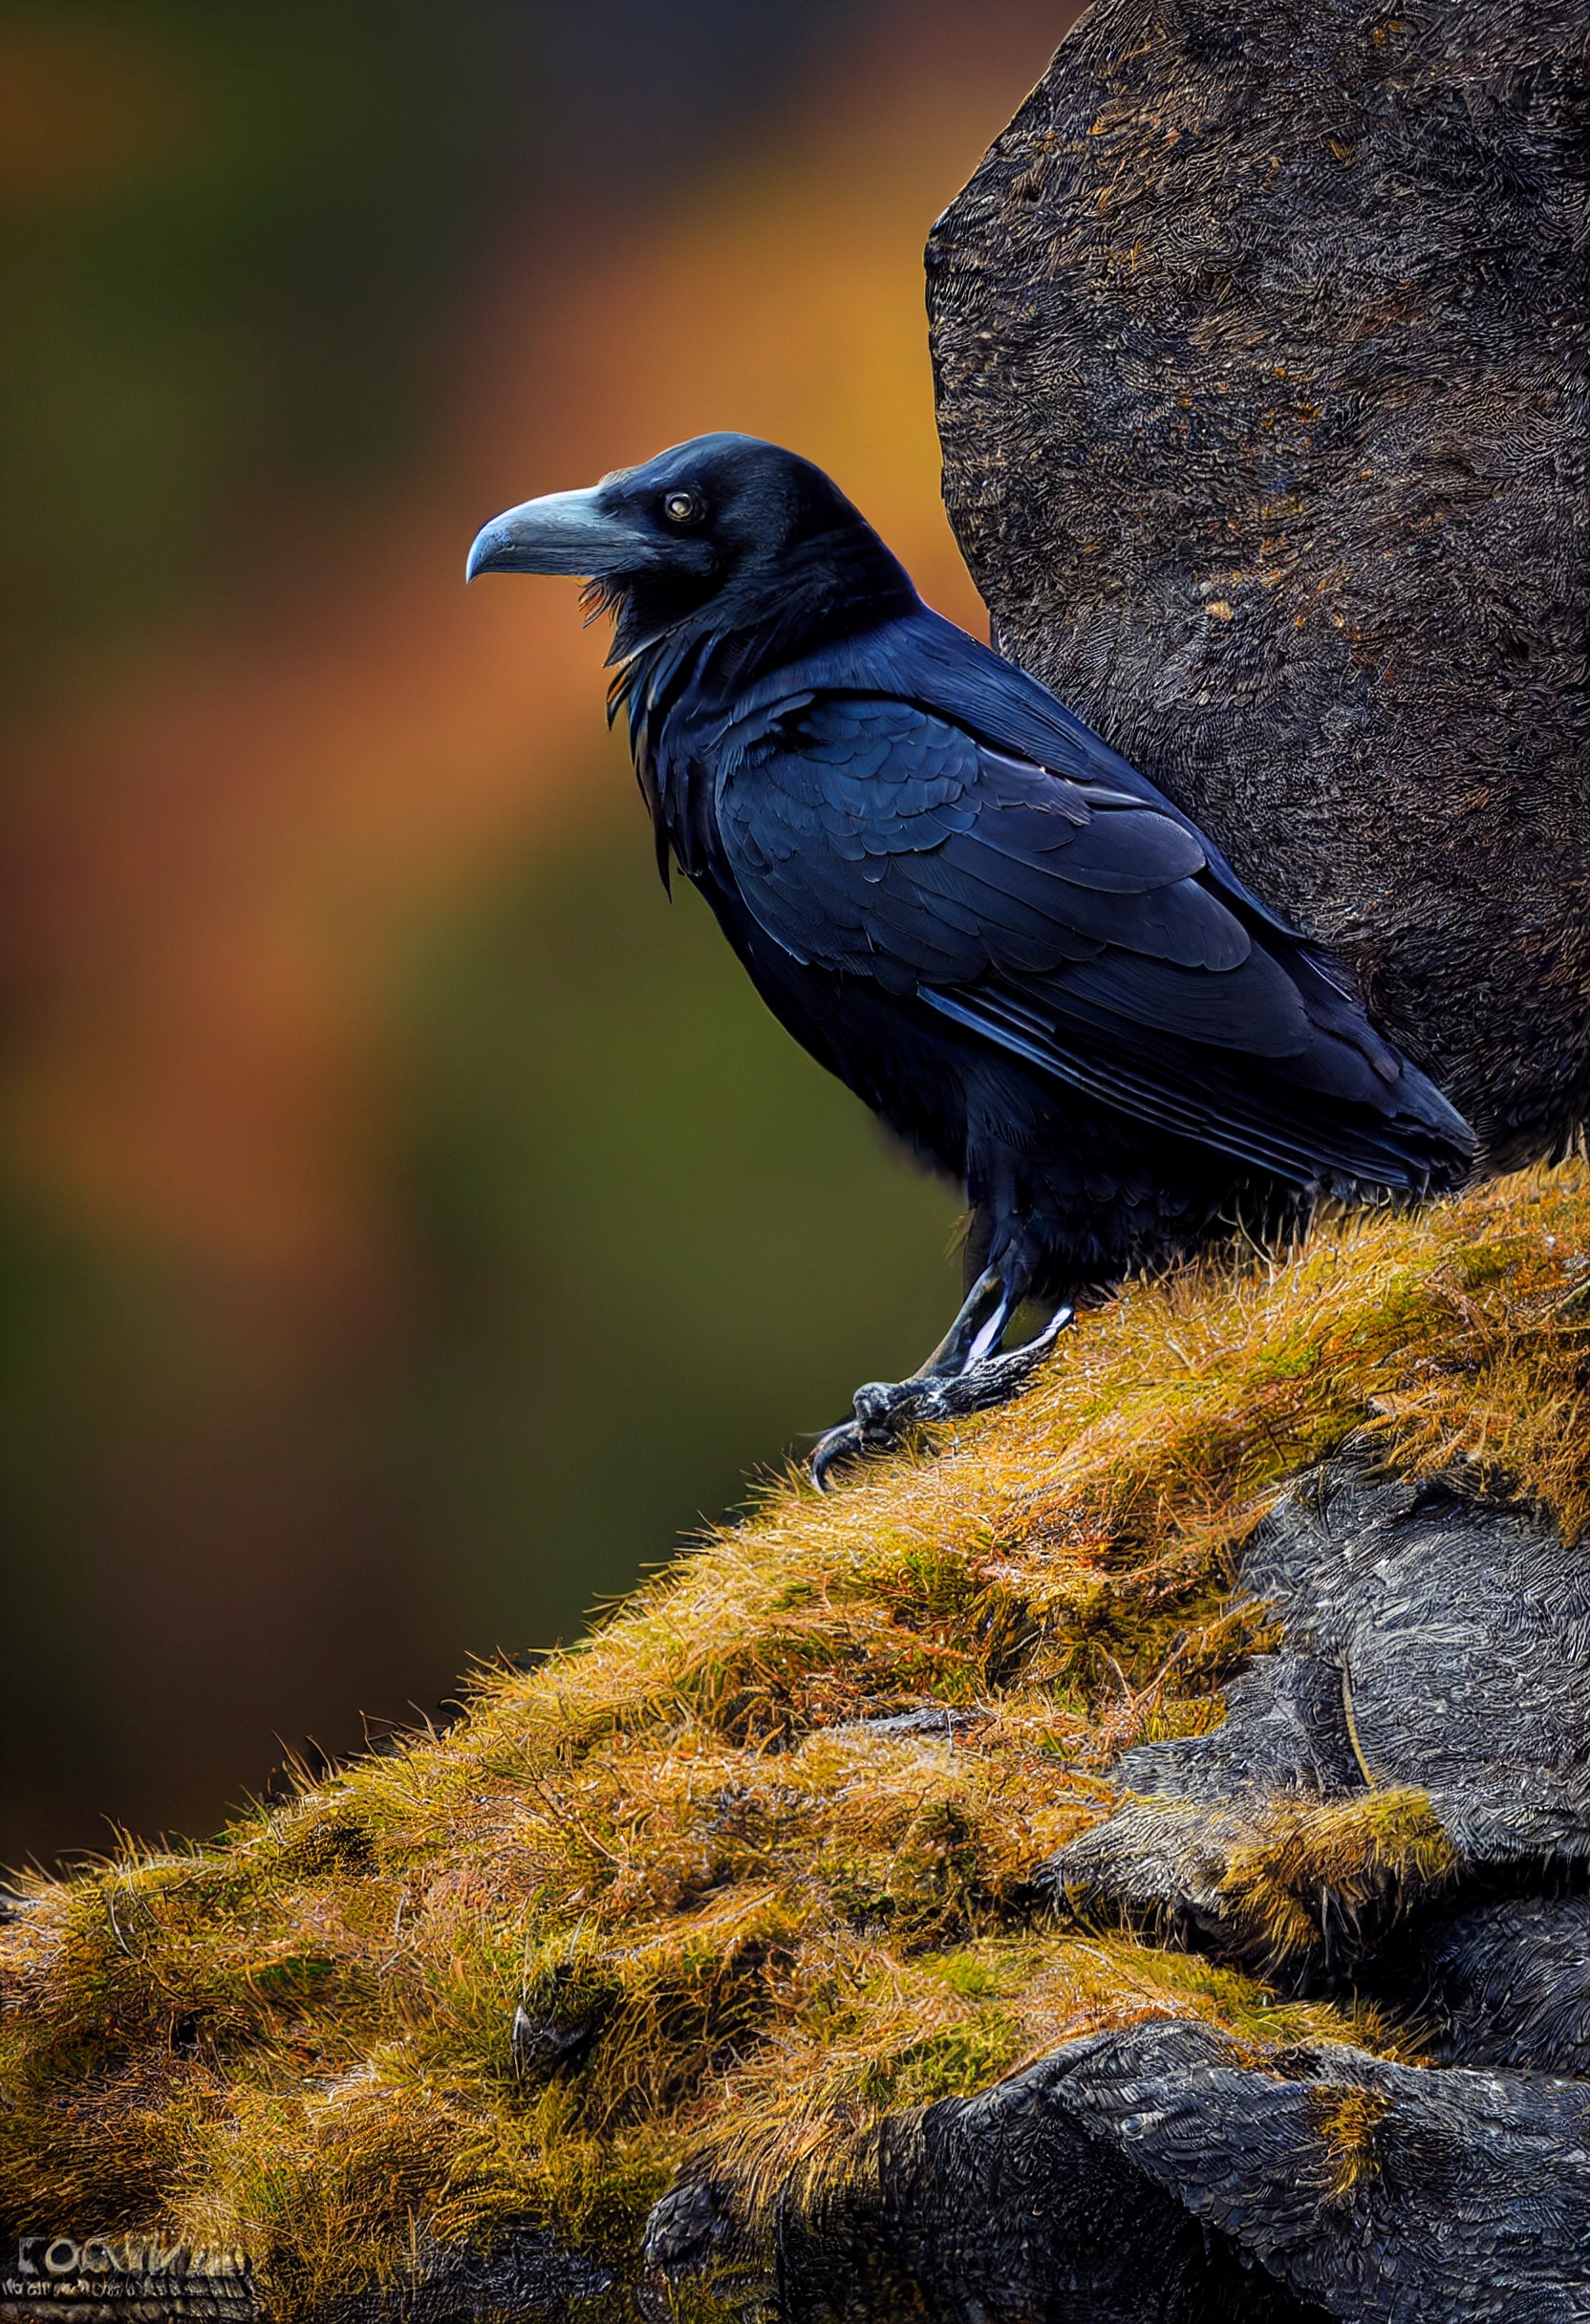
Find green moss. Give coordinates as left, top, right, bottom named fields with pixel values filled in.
left=933, top=1950, right=999, bottom=1999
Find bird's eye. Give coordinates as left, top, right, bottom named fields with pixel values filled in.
left=663, top=489, right=702, bottom=525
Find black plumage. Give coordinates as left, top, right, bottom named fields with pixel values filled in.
left=467, top=435, right=1473, bottom=1478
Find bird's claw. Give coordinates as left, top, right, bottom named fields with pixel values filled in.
left=809, top=1383, right=917, bottom=1492
left=810, top=1305, right=1073, bottom=1490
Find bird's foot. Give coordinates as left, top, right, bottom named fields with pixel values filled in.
left=810, top=1303, right=1073, bottom=1491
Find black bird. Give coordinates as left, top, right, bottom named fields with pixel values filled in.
left=466, top=435, right=1473, bottom=1483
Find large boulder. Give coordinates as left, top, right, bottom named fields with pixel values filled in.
left=755, top=2020, right=1590, bottom=2324
left=928, top=0, right=1590, bottom=1167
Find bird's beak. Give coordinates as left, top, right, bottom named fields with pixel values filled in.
left=466, top=486, right=664, bottom=583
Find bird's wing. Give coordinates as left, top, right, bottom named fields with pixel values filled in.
left=728, top=606, right=1306, bottom=941
left=716, top=693, right=1461, bottom=1190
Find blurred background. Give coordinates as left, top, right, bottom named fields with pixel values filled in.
left=0, top=0, right=1073, bottom=1863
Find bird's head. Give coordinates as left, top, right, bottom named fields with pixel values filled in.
left=465, top=433, right=918, bottom=665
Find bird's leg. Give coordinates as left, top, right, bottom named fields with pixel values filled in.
left=810, top=1270, right=1073, bottom=1490
left=914, top=1266, right=1013, bottom=1378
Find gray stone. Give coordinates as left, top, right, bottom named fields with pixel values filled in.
left=929, top=0, right=1590, bottom=1170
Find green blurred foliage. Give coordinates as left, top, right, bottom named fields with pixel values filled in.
left=0, top=0, right=533, bottom=704
left=392, top=802, right=960, bottom=1652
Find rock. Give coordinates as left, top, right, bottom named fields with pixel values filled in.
left=671, top=1455, right=1590, bottom=2319
left=1385, top=1894, right=1590, bottom=2077
left=928, top=0, right=1590, bottom=1167
left=1045, top=1455, right=1590, bottom=1975
left=1022, top=2019, right=1590, bottom=2323
left=744, top=2076, right=1330, bottom=2323
left=747, top=2009, right=1590, bottom=2321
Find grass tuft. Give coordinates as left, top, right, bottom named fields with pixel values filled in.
left=1217, top=1789, right=1460, bottom=1966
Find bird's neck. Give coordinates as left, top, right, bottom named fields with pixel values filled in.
left=612, top=590, right=918, bottom=738
left=609, top=527, right=920, bottom=703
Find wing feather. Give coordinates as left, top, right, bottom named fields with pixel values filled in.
left=713, top=687, right=1472, bottom=1187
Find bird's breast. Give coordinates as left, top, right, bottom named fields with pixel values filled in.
left=648, top=731, right=728, bottom=888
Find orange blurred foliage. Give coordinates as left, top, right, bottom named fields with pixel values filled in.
left=0, top=16, right=188, bottom=201
left=4, top=9, right=1064, bottom=1306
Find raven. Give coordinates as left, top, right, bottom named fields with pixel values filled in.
left=467, top=435, right=1473, bottom=1483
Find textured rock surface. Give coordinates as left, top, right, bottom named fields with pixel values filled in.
left=757, top=2079, right=1332, bottom=2323
left=1022, top=2020, right=1590, bottom=2323
left=743, top=2018, right=1590, bottom=2321
left=1047, top=1455, right=1590, bottom=1956
left=1242, top=1462, right=1590, bottom=1861
left=658, top=1997, right=1590, bottom=2321
left=929, top=0, right=1590, bottom=1168
left=321, top=2227, right=607, bottom=2324
left=1407, top=1895, right=1590, bottom=2077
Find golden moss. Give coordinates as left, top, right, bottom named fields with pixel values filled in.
left=1, top=1164, right=1587, bottom=2313
left=1310, top=2082, right=1391, bottom=2199
left=1217, top=1790, right=1460, bottom=1966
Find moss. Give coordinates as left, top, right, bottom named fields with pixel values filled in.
left=1, top=1163, right=1588, bottom=2312
left=1218, top=1790, right=1460, bottom=1967
left=1310, top=2082, right=1391, bottom=2199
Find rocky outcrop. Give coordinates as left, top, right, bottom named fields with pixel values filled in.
left=638, top=1458, right=1590, bottom=2321
left=1050, top=1456, right=1590, bottom=1951
left=9, top=1161, right=1586, bottom=2324
left=928, top=0, right=1590, bottom=1170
